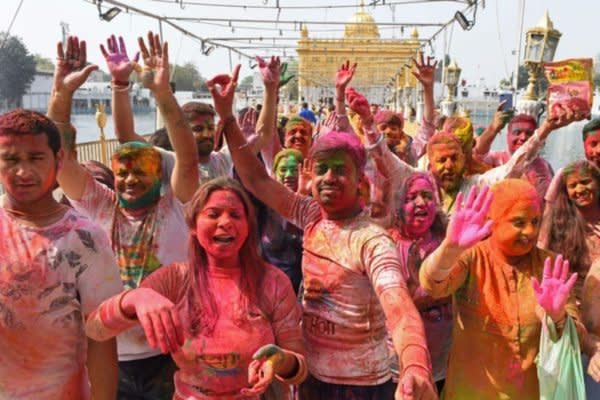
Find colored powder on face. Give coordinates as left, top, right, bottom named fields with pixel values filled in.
left=443, top=117, right=473, bottom=153
left=285, top=116, right=313, bottom=135
left=489, top=179, right=541, bottom=223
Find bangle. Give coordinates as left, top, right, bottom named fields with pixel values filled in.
left=112, top=79, right=130, bottom=87
left=336, top=113, right=347, bottom=118
left=336, top=97, right=345, bottom=102
left=364, top=133, right=385, bottom=151
left=112, top=82, right=130, bottom=93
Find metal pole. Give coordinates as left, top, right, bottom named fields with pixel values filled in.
left=513, top=0, right=526, bottom=92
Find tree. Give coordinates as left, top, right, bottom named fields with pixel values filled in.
left=0, top=33, right=36, bottom=109
left=239, top=75, right=254, bottom=91
left=34, top=54, right=54, bottom=72
left=171, top=61, right=206, bottom=92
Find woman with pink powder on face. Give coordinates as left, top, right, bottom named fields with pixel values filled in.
left=387, top=173, right=451, bottom=394
left=86, top=178, right=307, bottom=400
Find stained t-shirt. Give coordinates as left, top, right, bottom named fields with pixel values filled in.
left=69, top=171, right=189, bottom=361
left=0, top=207, right=122, bottom=399
left=87, top=262, right=306, bottom=400
left=286, top=195, right=407, bottom=385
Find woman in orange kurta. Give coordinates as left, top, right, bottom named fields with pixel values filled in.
left=420, top=179, right=582, bottom=400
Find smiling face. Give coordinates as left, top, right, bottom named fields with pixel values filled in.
left=0, top=134, right=61, bottom=205
left=401, top=177, right=437, bottom=237
left=195, top=190, right=248, bottom=263
left=429, top=142, right=466, bottom=192
left=190, top=114, right=216, bottom=157
left=491, top=202, right=541, bottom=257
left=275, top=154, right=300, bottom=192
left=565, top=169, right=599, bottom=209
left=311, top=151, right=361, bottom=219
left=507, top=120, right=536, bottom=154
left=284, top=124, right=312, bottom=157
left=584, top=130, right=600, bottom=169
left=112, top=150, right=161, bottom=209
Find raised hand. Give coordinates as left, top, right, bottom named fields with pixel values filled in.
left=278, top=62, right=295, bottom=88
left=240, top=107, right=257, bottom=138
left=345, top=87, right=371, bottom=121
left=539, top=101, right=590, bottom=139
left=100, top=35, right=140, bottom=83
left=411, top=52, right=437, bottom=88
left=445, top=186, right=493, bottom=249
left=532, top=255, right=577, bottom=323
left=240, top=344, right=285, bottom=396
left=137, top=31, right=170, bottom=94
left=121, top=288, right=185, bottom=354
left=256, top=56, right=280, bottom=90
left=491, top=101, right=513, bottom=133
left=53, top=36, right=98, bottom=95
left=397, top=370, right=438, bottom=400
left=206, top=64, right=241, bottom=118
left=336, top=60, right=357, bottom=91
left=297, top=158, right=313, bottom=196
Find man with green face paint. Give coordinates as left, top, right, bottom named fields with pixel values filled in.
left=54, top=32, right=200, bottom=399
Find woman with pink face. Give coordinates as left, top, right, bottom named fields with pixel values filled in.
left=387, top=172, right=451, bottom=393
left=85, top=178, right=307, bottom=400
left=539, top=160, right=600, bottom=397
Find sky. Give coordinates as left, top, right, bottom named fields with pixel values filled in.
left=2, top=0, right=597, bottom=87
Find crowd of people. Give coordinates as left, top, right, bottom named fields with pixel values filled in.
left=0, top=30, right=598, bottom=400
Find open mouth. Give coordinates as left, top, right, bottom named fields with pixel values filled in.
left=213, top=235, right=234, bottom=244
left=414, top=209, right=428, bottom=217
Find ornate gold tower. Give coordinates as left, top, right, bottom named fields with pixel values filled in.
left=296, top=0, right=421, bottom=106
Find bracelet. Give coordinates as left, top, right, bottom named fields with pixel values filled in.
left=112, top=83, right=130, bottom=93
left=336, top=97, right=345, bottom=102
left=112, top=79, right=130, bottom=88
left=364, top=133, right=385, bottom=151
left=336, top=113, right=347, bottom=118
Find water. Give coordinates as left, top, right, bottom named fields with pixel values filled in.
left=72, top=112, right=158, bottom=144
left=73, top=111, right=589, bottom=172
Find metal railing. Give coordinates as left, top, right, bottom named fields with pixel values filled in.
left=76, top=135, right=151, bottom=166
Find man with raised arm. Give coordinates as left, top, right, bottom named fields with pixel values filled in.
left=105, top=36, right=276, bottom=181
left=207, top=64, right=437, bottom=400
left=50, top=33, right=199, bottom=399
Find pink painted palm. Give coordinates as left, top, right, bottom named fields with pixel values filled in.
left=532, top=255, right=577, bottom=322
left=446, top=186, right=493, bottom=249
left=100, top=35, right=140, bottom=83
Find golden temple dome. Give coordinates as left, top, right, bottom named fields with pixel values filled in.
left=344, top=1, right=380, bottom=39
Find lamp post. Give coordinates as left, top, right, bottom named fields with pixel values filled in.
left=441, top=60, right=461, bottom=116
left=517, top=10, right=561, bottom=115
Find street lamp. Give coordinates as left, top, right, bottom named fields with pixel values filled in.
left=441, top=60, right=461, bottom=116
left=522, top=10, right=561, bottom=101
left=445, top=60, right=462, bottom=102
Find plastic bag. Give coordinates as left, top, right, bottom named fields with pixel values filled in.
left=536, top=315, right=586, bottom=400
left=543, top=58, right=594, bottom=119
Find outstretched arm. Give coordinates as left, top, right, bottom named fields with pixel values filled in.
left=420, top=186, right=493, bottom=298
left=101, top=34, right=146, bottom=143
left=250, top=56, right=280, bottom=157
left=333, top=60, right=357, bottom=132
left=138, top=32, right=199, bottom=202
left=208, top=65, right=300, bottom=220
left=410, top=53, right=437, bottom=161
left=48, top=36, right=100, bottom=201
